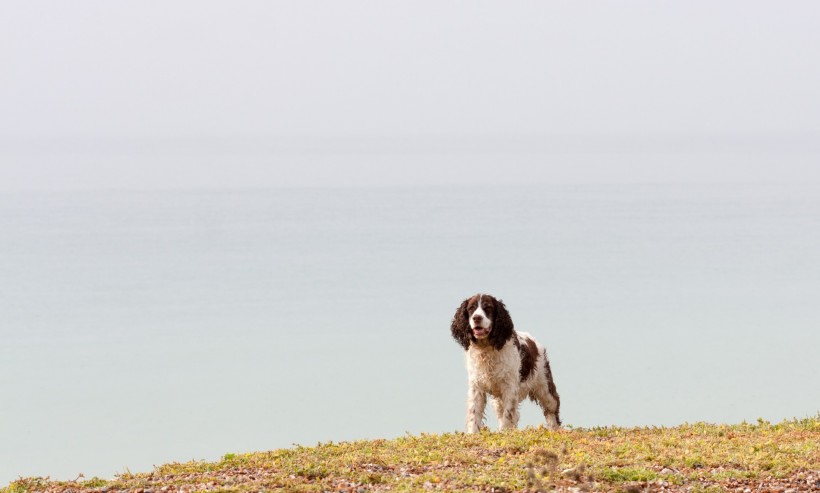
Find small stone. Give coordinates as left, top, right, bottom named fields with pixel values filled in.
left=561, top=464, right=585, bottom=480
left=661, top=467, right=675, bottom=475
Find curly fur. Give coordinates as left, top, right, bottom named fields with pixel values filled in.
left=450, top=293, right=561, bottom=432
left=488, top=298, right=514, bottom=350
left=451, top=298, right=473, bottom=350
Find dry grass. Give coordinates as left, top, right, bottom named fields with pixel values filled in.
left=5, top=417, right=819, bottom=492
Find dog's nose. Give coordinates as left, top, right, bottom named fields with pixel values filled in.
left=472, top=315, right=484, bottom=323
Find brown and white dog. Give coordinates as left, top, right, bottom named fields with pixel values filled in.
left=450, top=293, right=560, bottom=432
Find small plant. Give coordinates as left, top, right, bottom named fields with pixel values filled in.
left=526, top=445, right=594, bottom=491
left=4, top=477, right=50, bottom=493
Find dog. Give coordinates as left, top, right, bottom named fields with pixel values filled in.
left=450, top=293, right=560, bottom=432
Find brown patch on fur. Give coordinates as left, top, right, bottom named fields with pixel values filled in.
left=485, top=295, right=514, bottom=350
left=515, top=335, right=539, bottom=382
left=544, top=350, right=561, bottom=426
left=450, top=296, right=479, bottom=350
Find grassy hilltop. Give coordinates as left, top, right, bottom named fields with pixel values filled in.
left=5, top=417, right=819, bottom=493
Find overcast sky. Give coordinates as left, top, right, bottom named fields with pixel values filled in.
left=2, top=1, right=819, bottom=189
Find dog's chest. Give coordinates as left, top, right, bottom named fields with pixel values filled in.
left=466, top=343, right=519, bottom=395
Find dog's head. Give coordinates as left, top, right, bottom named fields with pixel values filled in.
left=450, top=293, right=514, bottom=350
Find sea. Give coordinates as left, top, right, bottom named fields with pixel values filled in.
left=1, top=182, right=819, bottom=484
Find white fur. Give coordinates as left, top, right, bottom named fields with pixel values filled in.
left=464, top=332, right=560, bottom=432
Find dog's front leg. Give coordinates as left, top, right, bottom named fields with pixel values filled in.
left=466, top=384, right=486, bottom=433
left=498, top=398, right=520, bottom=430
left=497, top=388, right=520, bottom=430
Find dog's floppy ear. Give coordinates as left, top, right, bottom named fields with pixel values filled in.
left=450, top=297, right=473, bottom=350
left=488, top=297, right=514, bottom=350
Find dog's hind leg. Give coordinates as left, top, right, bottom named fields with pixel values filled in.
left=531, top=387, right=560, bottom=430
left=531, top=351, right=561, bottom=430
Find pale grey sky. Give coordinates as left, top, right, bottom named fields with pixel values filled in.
left=1, top=1, right=819, bottom=189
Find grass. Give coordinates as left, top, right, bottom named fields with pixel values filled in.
left=4, top=417, right=819, bottom=492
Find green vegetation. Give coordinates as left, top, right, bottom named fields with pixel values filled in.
left=5, top=417, right=819, bottom=492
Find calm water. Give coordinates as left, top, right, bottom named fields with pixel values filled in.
left=2, top=183, right=819, bottom=483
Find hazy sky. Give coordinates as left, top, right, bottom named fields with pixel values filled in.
left=2, top=1, right=819, bottom=189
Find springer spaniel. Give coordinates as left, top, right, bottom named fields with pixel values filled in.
left=450, top=294, right=561, bottom=432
